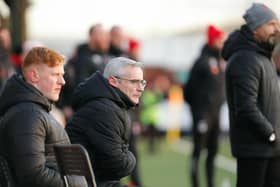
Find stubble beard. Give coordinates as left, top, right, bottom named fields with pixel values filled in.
left=268, top=36, right=276, bottom=46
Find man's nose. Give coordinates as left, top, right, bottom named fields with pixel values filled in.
left=275, top=24, right=280, bottom=33
left=59, top=76, right=66, bottom=85
left=137, top=86, right=144, bottom=92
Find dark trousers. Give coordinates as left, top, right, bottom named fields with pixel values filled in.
left=190, top=108, right=220, bottom=187
left=237, top=157, right=280, bottom=187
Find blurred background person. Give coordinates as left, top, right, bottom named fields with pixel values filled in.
left=73, top=23, right=110, bottom=78
left=183, top=24, right=227, bottom=187
left=128, top=38, right=141, bottom=61
left=0, top=26, right=14, bottom=93
left=10, top=44, right=23, bottom=74
left=58, top=23, right=110, bottom=121
left=108, top=25, right=127, bottom=58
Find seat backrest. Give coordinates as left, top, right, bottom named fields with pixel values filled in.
left=0, top=155, right=15, bottom=187
left=54, top=144, right=97, bottom=187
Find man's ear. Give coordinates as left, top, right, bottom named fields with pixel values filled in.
left=26, top=67, right=39, bottom=83
left=108, top=76, right=118, bottom=87
left=253, top=30, right=257, bottom=35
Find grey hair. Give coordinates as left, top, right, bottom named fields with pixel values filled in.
left=103, top=57, right=143, bottom=78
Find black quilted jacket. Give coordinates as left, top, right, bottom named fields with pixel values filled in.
left=66, top=72, right=136, bottom=184
left=0, top=74, right=86, bottom=187
left=222, top=25, right=280, bottom=158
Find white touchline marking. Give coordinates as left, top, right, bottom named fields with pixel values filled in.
left=169, top=139, right=236, bottom=174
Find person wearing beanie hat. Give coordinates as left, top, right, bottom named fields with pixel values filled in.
left=183, top=24, right=227, bottom=187
left=128, top=38, right=141, bottom=61
left=243, top=2, right=280, bottom=45
left=207, top=24, right=225, bottom=47
left=222, top=3, right=280, bottom=187
left=243, top=3, right=278, bottom=31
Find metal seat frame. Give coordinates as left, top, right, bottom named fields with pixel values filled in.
left=54, top=144, right=97, bottom=187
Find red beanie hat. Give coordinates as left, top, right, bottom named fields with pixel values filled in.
left=128, top=38, right=141, bottom=53
left=207, top=24, right=224, bottom=46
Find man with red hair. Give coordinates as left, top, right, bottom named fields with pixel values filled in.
left=183, top=24, right=227, bottom=187
left=0, top=47, right=87, bottom=187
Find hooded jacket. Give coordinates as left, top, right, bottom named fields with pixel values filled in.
left=222, top=25, right=280, bottom=158
left=57, top=43, right=109, bottom=109
left=0, top=74, right=86, bottom=187
left=66, top=72, right=136, bottom=184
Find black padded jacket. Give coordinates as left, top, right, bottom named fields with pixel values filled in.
left=66, top=72, right=136, bottom=184
left=222, top=25, right=280, bottom=158
left=0, top=74, right=86, bottom=187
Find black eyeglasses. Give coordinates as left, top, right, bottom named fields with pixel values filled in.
left=114, top=76, right=147, bottom=88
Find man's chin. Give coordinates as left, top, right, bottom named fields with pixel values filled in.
left=132, top=98, right=139, bottom=105
left=48, top=96, right=59, bottom=102
left=269, top=39, right=275, bottom=46
left=269, top=36, right=278, bottom=46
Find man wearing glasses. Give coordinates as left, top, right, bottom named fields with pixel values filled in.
left=66, top=57, right=146, bottom=187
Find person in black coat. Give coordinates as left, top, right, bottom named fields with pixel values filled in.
left=66, top=57, right=146, bottom=187
left=183, top=24, right=226, bottom=187
left=0, top=47, right=87, bottom=187
left=57, top=23, right=110, bottom=121
left=222, top=3, right=280, bottom=187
